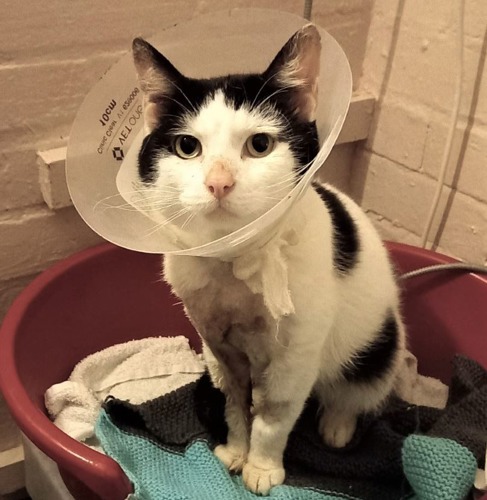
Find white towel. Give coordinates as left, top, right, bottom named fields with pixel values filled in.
left=45, top=336, right=205, bottom=448
left=394, top=350, right=449, bottom=409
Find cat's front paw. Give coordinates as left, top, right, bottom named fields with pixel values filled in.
left=320, top=411, right=357, bottom=448
left=214, top=444, right=247, bottom=472
left=242, top=460, right=285, bottom=495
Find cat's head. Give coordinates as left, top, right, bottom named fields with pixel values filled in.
left=132, top=24, right=321, bottom=240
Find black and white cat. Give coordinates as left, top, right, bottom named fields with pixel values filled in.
left=132, top=24, right=405, bottom=495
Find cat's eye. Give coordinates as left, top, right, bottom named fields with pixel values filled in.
left=174, top=135, right=202, bottom=159
left=245, top=133, right=275, bottom=158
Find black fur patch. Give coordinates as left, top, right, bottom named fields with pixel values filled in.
left=342, top=312, right=399, bottom=383
left=217, top=74, right=320, bottom=172
left=138, top=77, right=213, bottom=182
left=138, top=72, right=320, bottom=182
left=312, top=183, right=360, bottom=274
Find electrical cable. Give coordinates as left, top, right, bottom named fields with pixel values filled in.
left=420, top=0, right=465, bottom=247
left=303, top=0, right=313, bottom=21
left=400, top=262, right=487, bottom=280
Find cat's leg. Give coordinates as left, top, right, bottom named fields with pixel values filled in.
left=316, top=381, right=362, bottom=448
left=317, top=310, right=405, bottom=448
left=317, top=347, right=404, bottom=447
left=317, top=374, right=397, bottom=447
left=242, top=348, right=321, bottom=495
left=204, top=342, right=251, bottom=472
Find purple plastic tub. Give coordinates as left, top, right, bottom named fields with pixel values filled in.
left=0, top=242, right=485, bottom=499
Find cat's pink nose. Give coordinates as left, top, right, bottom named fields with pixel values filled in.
left=205, top=163, right=235, bottom=200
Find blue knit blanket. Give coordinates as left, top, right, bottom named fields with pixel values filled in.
left=95, top=355, right=485, bottom=500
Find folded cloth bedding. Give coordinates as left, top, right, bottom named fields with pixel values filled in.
left=394, top=350, right=449, bottom=409
left=97, top=355, right=485, bottom=500
left=97, top=410, right=349, bottom=500
left=43, top=334, right=446, bottom=448
left=44, top=336, right=205, bottom=447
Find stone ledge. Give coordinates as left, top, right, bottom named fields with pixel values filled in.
left=0, top=445, right=24, bottom=495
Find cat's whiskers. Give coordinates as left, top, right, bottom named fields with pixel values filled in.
left=278, top=159, right=315, bottom=182
left=159, top=113, right=185, bottom=120
left=255, top=84, right=295, bottom=112
left=261, top=194, right=288, bottom=202
left=143, top=207, right=190, bottom=237
left=133, top=202, right=180, bottom=214
left=265, top=173, right=300, bottom=190
left=163, top=95, right=194, bottom=117
left=265, top=181, right=297, bottom=193
left=167, top=79, right=198, bottom=114
left=241, top=84, right=248, bottom=103
left=94, top=185, right=181, bottom=215
left=259, top=160, right=311, bottom=193
left=180, top=211, right=197, bottom=231
left=94, top=190, right=142, bottom=208
left=250, top=70, right=282, bottom=110
left=98, top=200, right=177, bottom=214
left=94, top=192, right=151, bottom=213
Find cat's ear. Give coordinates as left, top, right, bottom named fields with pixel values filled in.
left=132, top=38, right=181, bottom=132
left=264, top=24, right=321, bottom=122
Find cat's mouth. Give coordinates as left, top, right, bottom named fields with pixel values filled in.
left=205, top=203, right=236, bottom=218
left=191, top=194, right=261, bottom=227
left=200, top=197, right=251, bottom=225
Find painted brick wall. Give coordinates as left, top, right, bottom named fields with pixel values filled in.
left=352, top=0, right=487, bottom=265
